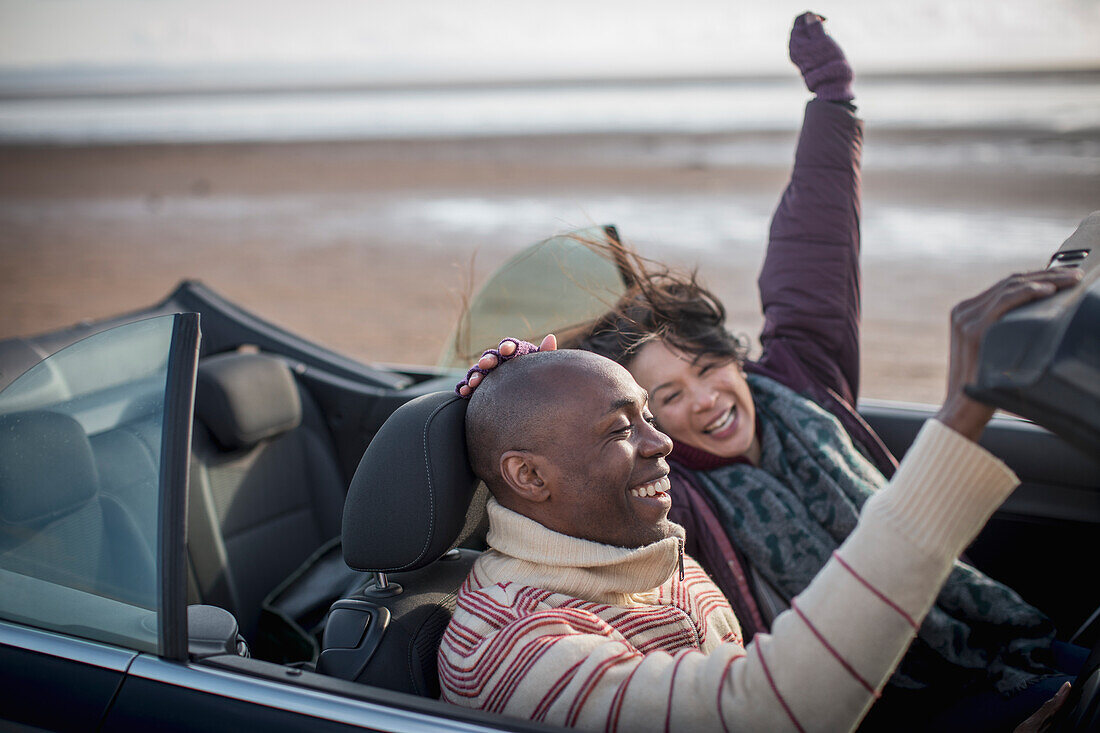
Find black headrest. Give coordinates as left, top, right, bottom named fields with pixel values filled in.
left=342, top=392, right=479, bottom=573
left=195, top=352, right=302, bottom=450
left=0, top=411, right=99, bottom=525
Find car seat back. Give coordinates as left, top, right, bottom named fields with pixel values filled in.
left=188, top=351, right=355, bottom=645
left=0, top=410, right=156, bottom=608
left=318, top=391, right=487, bottom=697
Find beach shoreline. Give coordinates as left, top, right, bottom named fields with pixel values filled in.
left=2, top=133, right=1096, bottom=404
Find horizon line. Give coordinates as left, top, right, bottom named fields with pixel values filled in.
left=1, top=66, right=1098, bottom=102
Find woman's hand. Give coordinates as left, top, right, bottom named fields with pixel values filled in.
left=936, top=268, right=1082, bottom=441
left=789, top=12, right=854, bottom=102
left=456, top=334, right=557, bottom=397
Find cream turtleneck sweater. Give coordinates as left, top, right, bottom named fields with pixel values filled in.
left=438, top=420, right=1019, bottom=732
left=478, top=503, right=688, bottom=607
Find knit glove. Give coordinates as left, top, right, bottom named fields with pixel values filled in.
left=456, top=335, right=556, bottom=397
left=789, top=12, right=854, bottom=102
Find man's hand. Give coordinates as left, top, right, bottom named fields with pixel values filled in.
left=1014, top=681, right=1072, bottom=733
left=936, top=268, right=1082, bottom=441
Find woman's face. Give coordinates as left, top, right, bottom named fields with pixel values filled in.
left=629, top=339, right=759, bottom=461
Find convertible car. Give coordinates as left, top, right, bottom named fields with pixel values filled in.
left=1, top=222, right=1097, bottom=732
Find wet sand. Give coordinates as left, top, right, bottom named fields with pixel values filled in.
left=1, top=134, right=1095, bottom=404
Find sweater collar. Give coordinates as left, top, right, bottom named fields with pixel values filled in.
left=479, top=497, right=685, bottom=606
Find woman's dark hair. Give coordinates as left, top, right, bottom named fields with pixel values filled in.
left=559, top=234, right=749, bottom=368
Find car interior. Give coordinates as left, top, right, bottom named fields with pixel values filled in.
left=188, top=349, right=357, bottom=651
left=0, top=217, right=1097, bottom=730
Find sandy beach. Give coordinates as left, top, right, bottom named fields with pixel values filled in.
left=1, top=129, right=1096, bottom=404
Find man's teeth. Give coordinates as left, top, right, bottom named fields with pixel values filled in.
left=630, top=476, right=671, bottom=497
left=703, top=406, right=736, bottom=434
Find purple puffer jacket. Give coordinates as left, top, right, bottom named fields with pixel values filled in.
left=668, top=99, right=898, bottom=637
left=750, top=99, right=896, bottom=476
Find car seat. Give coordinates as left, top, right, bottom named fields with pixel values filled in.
left=188, top=350, right=361, bottom=650
left=0, top=410, right=156, bottom=608
left=317, top=391, right=486, bottom=698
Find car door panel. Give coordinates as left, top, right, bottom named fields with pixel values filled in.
left=0, top=622, right=134, bottom=732
left=860, top=400, right=1100, bottom=644
left=102, top=667, right=379, bottom=733
left=101, top=654, right=543, bottom=733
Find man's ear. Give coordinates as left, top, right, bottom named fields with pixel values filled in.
left=499, top=450, right=551, bottom=503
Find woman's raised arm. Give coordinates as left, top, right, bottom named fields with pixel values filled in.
left=756, top=14, right=864, bottom=404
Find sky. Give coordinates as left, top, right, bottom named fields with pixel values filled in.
left=1, top=0, right=1099, bottom=89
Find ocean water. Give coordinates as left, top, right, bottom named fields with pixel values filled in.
left=1, top=74, right=1098, bottom=145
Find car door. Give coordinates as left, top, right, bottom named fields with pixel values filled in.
left=0, top=309, right=582, bottom=733
left=859, top=400, right=1100, bottom=648
left=0, top=313, right=199, bottom=731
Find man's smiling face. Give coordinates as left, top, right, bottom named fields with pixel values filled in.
left=534, top=357, right=676, bottom=548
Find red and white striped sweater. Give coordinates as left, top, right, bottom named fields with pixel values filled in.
left=439, top=421, right=1019, bottom=732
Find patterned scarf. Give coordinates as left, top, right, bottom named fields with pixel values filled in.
left=694, top=374, right=1057, bottom=694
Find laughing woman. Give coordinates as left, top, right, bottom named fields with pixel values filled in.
left=459, top=13, right=1086, bottom=731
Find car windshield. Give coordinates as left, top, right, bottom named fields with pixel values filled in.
left=439, top=227, right=626, bottom=368
left=0, top=315, right=176, bottom=654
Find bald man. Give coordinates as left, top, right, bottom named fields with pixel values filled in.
left=465, top=350, right=678, bottom=551
left=437, top=273, right=1078, bottom=732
